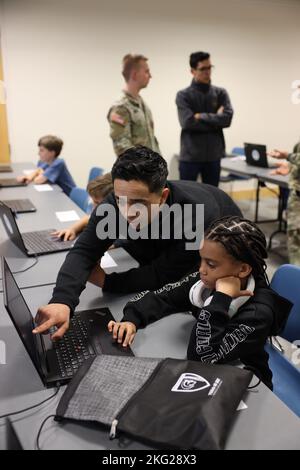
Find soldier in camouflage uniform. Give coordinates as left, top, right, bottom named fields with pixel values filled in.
left=108, top=54, right=160, bottom=157
left=270, top=142, right=300, bottom=265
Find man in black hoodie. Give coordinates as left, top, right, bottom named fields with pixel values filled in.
left=109, top=216, right=292, bottom=389
left=176, top=51, right=233, bottom=186
left=33, top=147, right=241, bottom=340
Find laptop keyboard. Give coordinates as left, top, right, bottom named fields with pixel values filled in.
left=53, top=316, right=97, bottom=378
left=23, top=230, right=72, bottom=253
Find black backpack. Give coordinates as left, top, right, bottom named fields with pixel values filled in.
left=56, top=355, right=253, bottom=450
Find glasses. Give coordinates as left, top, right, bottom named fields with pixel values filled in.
left=195, top=65, right=214, bottom=72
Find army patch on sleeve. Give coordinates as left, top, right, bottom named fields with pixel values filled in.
left=110, top=112, right=126, bottom=126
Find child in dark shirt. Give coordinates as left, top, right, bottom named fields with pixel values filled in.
left=109, top=216, right=292, bottom=389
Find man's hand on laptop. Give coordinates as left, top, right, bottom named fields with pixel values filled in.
left=33, top=304, right=71, bottom=341
left=268, top=149, right=289, bottom=160
left=108, top=321, right=136, bottom=347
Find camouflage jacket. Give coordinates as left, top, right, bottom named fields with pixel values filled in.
left=107, top=91, right=160, bottom=157
left=288, top=142, right=300, bottom=192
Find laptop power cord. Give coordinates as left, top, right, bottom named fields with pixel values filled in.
left=0, top=256, right=39, bottom=286
left=0, top=386, right=60, bottom=420
left=36, top=414, right=56, bottom=450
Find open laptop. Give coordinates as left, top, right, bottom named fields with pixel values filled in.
left=0, top=201, right=73, bottom=256
left=0, top=178, right=27, bottom=188
left=244, top=143, right=277, bottom=169
left=0, top=164, right=13, bottom=173
left=1, top=257, right=133, bottom=388
left=1, top=198, right=36, bottom=214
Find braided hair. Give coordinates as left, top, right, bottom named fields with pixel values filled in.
left=205, top=216, right=269, bottom=284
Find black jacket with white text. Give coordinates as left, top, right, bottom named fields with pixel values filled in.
left=122, top=272, right=292, bottom=389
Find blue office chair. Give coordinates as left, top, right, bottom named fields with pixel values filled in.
left=69, top=187, right=91, bottom=213
left=231, top=146, right=245, bottom=156
left=270, top=264, right=300, bottom=342
left=266, top=347, right=300, bottom=416
left=88, top=167, right=103, bottom=183
left=265, top=264, right=300, bottom=416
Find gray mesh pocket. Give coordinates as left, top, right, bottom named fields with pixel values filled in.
left=62, top=355, right=162, bottom=425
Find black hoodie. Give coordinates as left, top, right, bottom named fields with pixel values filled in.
left=122, top=272, right=292, bottom=389
left=49, top=181, right=241, bottom=311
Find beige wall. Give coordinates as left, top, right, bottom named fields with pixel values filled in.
left=1, top=0, right=300, bottom=185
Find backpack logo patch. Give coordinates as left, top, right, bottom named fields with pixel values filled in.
left=171, top=373, right=210, bottom=393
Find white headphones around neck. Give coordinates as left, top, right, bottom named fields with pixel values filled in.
left=189, top=276, right=255, bottom=319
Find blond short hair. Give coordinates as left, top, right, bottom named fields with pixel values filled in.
left=122, top=54, right=148, bottom=82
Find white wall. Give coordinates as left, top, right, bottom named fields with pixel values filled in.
left=1, top=0, right=300, bottom=185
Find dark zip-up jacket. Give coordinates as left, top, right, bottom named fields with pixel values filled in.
left=122, top=272, right=292, bottom=389
left=50, top=181, right=241, bottom=311
left=176, top=81, right=233, bottom=163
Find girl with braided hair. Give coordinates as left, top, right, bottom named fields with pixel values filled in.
left=109, top=216, right=292, bottom=389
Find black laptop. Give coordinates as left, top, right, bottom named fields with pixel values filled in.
left=1, top=257, right=133, bottom=388
left=0, top=164, right=13, bottom=173
left=1, top=198, right=36, bottom=214
left=0, top=201, right=73, bottom=256
left=0, top=178, right=27, bottom=188
left=244, top=143, right=277, bottom=169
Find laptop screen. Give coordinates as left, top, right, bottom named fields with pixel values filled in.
left=244, top=143, right=268, bottom=167
left=0, top=202, right=27, bottom=253
left=1, top=257, right=42, bottom=375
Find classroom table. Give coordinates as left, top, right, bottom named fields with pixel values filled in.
left=0, top=163, right=87, bottom=287
left=0, top=284, right=300, bottom=450
left=221, top=157, right=289, bottom=249
left=1, top=162, right=299, bottom=450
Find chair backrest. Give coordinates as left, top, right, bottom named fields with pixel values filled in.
left=88, top=167, right=103, bottom=183
left=231, top=146, right=245, bottom=156
left=266, top=343, right=300, bottom=417
left=270, top=264, right=300, bottom=342
left=69, top=187, right=91, bottom=213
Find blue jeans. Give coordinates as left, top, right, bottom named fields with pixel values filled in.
left=179, top=160, right=221, bottom=187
